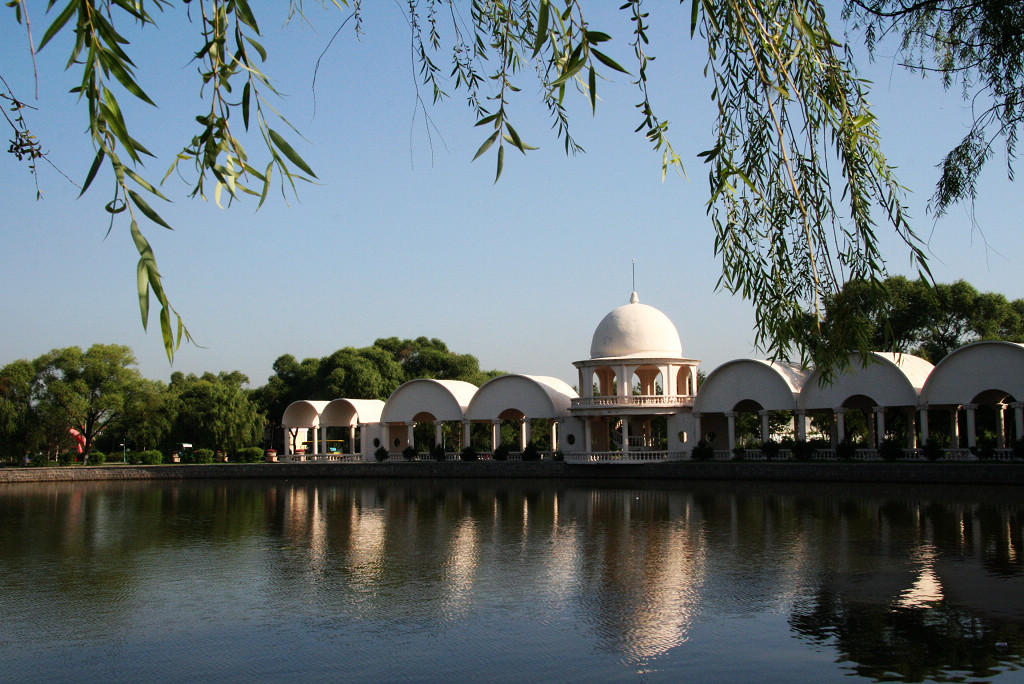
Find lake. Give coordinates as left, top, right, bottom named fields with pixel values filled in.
left=0, top=478, right=1021, bottom=682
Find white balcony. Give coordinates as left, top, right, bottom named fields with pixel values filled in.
left=570, top=394, right=695, bottom=411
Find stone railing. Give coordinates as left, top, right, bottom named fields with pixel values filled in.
left=564, top=450, right=687, bottom=464
left=570, top=395, right=695, bottom=409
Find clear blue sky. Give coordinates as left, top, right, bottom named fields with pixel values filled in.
left=2, top=3, right=1021, bottom=389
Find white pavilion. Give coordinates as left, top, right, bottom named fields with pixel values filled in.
left=281, top=292, right=1024, bottom=462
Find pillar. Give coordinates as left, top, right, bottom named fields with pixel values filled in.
left=434, top=421, right=443, bottom=450
left=950, top=406, right=961, bottom=447
left=283, top=427, right=292, bottom=455
left=349, top=424, right=357, bottom=454
left=759, top=410, right=770, bottom=443
left=995, top=404, right=1006, bottom=449
left=622, top=416, right=630, bottom=455
left=905, top=407, right=917, bottom=448
left=725, top=411, right=736, bottom=451
left=964, top=404, right=977, bottom=449
left=794, top=410, right=807, bottom=441
left=462, top=420, right=471, bottom=448
left=873, top=406, right=886, bottom=447
left=834, top=408, right=846, bottom=448
left=491, top=420, right=501, bottom=450
left=320, top=426, right=327, bottom=455
left=521, top=419, right=531, bottom=450
left=919, top=407, right=930, bottom=445
left=406, top=422, right=415, bottom=450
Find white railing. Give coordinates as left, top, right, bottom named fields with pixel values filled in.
left=564, top=450, right=687, bottom=463
left=570, top=395, right=695, bottom=409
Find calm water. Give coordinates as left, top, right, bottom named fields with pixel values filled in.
left=0, top=478, right=1022, bottom=682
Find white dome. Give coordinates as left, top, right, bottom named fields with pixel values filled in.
left=590, top=292, right=683, bottom=359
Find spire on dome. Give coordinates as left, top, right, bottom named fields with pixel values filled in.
left=630, top=291, right=639, bottom=304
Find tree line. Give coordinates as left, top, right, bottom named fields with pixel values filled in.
left=0, top=336, right=503, bottom=464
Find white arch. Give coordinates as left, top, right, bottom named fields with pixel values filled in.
left=799, top=352, right=932, bottom=410
left=465, top=374, right=577, bottom=420
left=921, top=341, right=1024, bottom=406
left=380, top=378, right=478, bottom=423
left=320, top=398, right=385, bottom=427
left=281, top=400, right=328, bottom=428
left=694, top=359, right=806, bottom=413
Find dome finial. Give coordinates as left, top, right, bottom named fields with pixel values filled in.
left=630, top=291, right=639, bottom=304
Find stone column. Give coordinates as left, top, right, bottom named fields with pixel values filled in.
left=759, top=410, right=771, bottom=443
left=873, top=406, right=886, bottom=447
left=283, top=427, right=292, bottom=455
left=919, top=408, right=930, bottom=445
left=462, top=420, right=471, bottom=448
left=794, top=410, right=807, bottom=441
left=834, top=408, right=847, bottom=448
left=950, top=407, right=961, bottom=447
left=995, top=404, right=1006, bottom=449
left=905, top=407, right=917, bottom=448
left=964, top=404, right=978, bottom=449
left=622, top=417, right=630, bottom=455
left=349, top=424, right=356, bottom=454
left=491, top=420, right=501, bottom=451
left=725, top=411, right=737, bottom=451
left=406, top=422, right=415, bottom=450
left=434, top=421, right=443, bottom=450
left=521, top=419, right=531, bottom=450
left=320, top=426, right=328, bottom=455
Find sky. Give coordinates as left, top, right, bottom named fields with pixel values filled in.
left=2, top=2, right=1022, bottom=390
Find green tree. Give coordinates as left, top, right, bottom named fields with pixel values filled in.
left=169, top=371, right=264, bottom=453
left=0, top=360, right=34, bottom=459
left=816, top=277, right=1024, bottom=362
left=29, top=344, right=146, bottom=462
left=6, top=1, right=1018, bottom=374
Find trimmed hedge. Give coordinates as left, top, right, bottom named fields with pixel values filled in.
left=195, top=448, right=215, bottom=464
left=236, top=447, right=264, bottom=463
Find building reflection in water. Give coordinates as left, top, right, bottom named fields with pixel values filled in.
left=6, top=480, right=1019, bottom=680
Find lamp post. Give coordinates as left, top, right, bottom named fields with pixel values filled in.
left=121, top=442, right=126, bottom=464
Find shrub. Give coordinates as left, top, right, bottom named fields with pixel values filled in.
left=521, top=442, right=541, bottom=462
left=236, top=447, right=264, bottom=463
left=88, top=451, right=106, bottom=465
left=374, top=446, right=389, bottom=462
left=195, top=448, right=215, bottom=464
left=460, top=445, right=478, bottom=462
left=691, top=440, right=714, bottom=461
left=493, top=444, right=511, bottom=461
left=553, top=449, right=565, bottom=462
left=137, top=449, right=163, bottom=465
left=836, top=439, right=858, bottom=461
left=790, top=439, right=815, bottom=461
left=922, top=438, right=944, bottom=462
left=431, top=442, right=447, bottom=462
left=732, top=446, right=747, bottom=461
left=402, top=445, right=418, bottom=461
left=878, top=437, right=903, bottom=462
left=57, top=451, right=74, bottom=466
left=761, top=440, right=781, bottom=460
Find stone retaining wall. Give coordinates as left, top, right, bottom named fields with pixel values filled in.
left=2, top=461, right=1024, bottom=485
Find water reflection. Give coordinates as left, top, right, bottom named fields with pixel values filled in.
left=0, top=479, right=1021, bottom=681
